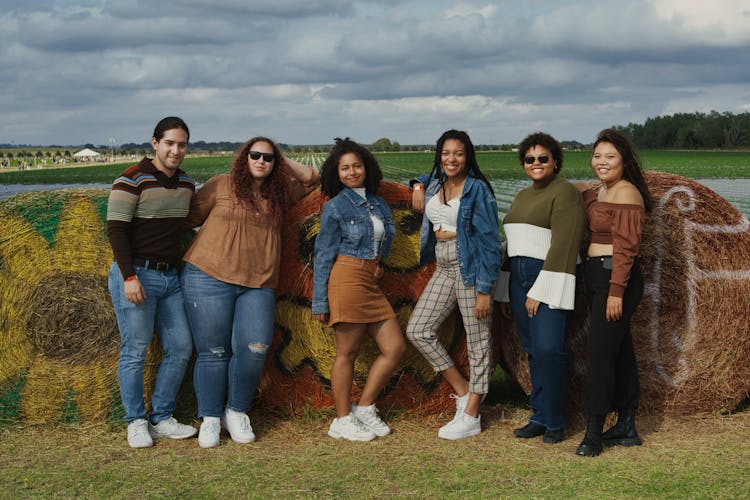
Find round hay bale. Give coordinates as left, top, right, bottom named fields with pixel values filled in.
left=0, top=189, right=165, bottom=425
left=260, top=180, right=502, bottom=415
left=499, top=172, right=750, bottom=416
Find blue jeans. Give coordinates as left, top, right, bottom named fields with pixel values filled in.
left=181, top=263, right=275, bottom=418
left=108, top=262, right=194, bottom=424
left=509, top=257, right=569, bottom=431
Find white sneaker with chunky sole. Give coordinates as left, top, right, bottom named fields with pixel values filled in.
left=328, top=414, right=376, bottom=442
left=149, top=416, right=197, bottom=440
left=127, top=418, right=153, bottom=448
left=438, top=412, right=482, bottom=440
left=198, top=417, right=221, bottom=448
left=222, top=408, right=256, bottom=444
left=351, top=403, right=391, bottom=437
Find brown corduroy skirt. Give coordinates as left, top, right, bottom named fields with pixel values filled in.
left=326, top=255, right=396, bottom=327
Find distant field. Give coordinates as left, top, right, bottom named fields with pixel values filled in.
left=1, top=150, right=749, bottom=185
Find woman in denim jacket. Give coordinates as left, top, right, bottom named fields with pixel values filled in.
left=313, top=138, right=406, bottom=442
left=406, top=129, right=501, bottom=440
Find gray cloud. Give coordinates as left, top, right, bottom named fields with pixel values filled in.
left=1, top=0, right=749, bottom=146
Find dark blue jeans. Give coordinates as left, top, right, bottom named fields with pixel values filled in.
left=509, top=257, right=569, bottom=431
left=181, top=263, right=275, bottom=418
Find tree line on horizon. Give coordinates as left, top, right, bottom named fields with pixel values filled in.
left=615, top=111, right=750, bottom=149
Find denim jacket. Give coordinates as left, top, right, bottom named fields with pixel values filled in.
left=413, top=170, right=501, bottom=294
left=312, top=188, right=396, bottom=314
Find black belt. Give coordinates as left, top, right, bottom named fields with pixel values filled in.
left=585, top=256, right=612, bottom=263
left=133, top=257, right=176, bottom=272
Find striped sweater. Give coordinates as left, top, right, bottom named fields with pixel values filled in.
left=500, top=176, right=585, bottom=310
left=106, top=158, right=195, bottom=278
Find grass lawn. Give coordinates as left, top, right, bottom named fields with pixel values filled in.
left=1, top=406, right=748, bottom=498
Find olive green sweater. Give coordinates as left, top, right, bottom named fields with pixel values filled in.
left=499, top=176, right=585, bottom=310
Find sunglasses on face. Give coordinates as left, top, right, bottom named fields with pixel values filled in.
left=249, top=151, right=275, bottom=162
left=524, top=155, right=550, bottom=165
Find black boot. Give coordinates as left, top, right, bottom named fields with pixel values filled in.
left=602, top=408, right=643, bottom=447
left=576, top=415, right=604, bottom=457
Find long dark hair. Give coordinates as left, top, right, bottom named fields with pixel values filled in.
left=320, top=138, right=383, bottom=198
left=429, top=129, right=494, bottom=200
left=593, top=128, right=652, bottom=212
left=230, top=136, right=290, bottom=218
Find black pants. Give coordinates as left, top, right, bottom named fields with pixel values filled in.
left=583, top=257, right=643, bottom=415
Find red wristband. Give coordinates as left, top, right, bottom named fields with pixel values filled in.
left=124, top=275, right=138, bottom=282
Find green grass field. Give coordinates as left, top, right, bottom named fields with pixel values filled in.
left=1, top=407, right=748, bottom=497
left=2, top=150, right=750, bottom=185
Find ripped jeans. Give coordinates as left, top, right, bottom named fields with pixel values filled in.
left=181, top=263, right=275, bottom=418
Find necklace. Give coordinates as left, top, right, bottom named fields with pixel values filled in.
left=445, top=177, right=464, bottom=201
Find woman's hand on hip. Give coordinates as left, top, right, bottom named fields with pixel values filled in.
left=475, top=292, right=491, bottom=320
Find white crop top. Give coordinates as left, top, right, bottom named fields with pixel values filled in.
left=353, top=188, right=385, bottom=255
left=425, top=194, right=460, bottom=233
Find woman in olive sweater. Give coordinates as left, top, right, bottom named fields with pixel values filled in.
left=497, top=132, right=585, bottom=444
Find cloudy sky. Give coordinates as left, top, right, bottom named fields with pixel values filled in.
left=2, top=0, right=749, bottom=147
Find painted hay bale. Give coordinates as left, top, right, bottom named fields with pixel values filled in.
left=262, top=180, right=502, bottom=415
left=0, top=189, right=187, bottom=425
left=0, top=182, right=502, bottom=424
left=499, top=172, right=750, bottom=416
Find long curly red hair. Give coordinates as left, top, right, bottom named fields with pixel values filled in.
left=231, top=137, right=290, bottom=218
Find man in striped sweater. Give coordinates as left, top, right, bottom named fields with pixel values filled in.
left=106, top=116, right=197, bottom=448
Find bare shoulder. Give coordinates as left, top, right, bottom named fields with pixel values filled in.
left=612, top=181, right=644, bottom=207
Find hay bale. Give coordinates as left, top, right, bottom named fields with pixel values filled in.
left=0, top=189, right=164, bottom=424
left=499, top=172, right=750, bottom=416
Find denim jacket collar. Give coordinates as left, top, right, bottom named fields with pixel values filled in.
left=340, top=187, right=369, bottom=206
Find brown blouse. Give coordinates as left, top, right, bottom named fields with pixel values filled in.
left=582, top=188, right=645, bottom=298
left=183, top=173, right=317, bottom=289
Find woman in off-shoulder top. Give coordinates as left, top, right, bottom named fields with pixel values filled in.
left=574, top=128, right=651, bottom=457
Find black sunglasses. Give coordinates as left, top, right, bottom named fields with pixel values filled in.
left=249, top=151, right=275, bottom=162
left=524, top=155, right=550, bottom=165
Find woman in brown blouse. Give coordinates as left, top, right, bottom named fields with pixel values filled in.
left=575, top=128, right=651, bottom=457
left=181, top=137, right=319, bottom=448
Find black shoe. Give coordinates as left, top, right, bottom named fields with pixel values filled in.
left=543, top=428, right=564, bottom=443
left=576, top=415, right=604, bottom=456
left=602, top=408, right=643, bottom=447
left=513, top=422, right=546, bottom=439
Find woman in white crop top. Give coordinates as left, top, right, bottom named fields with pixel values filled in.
left=424, top=194, right=460, bottom=233
left=406, top=129, right=501, bottom=441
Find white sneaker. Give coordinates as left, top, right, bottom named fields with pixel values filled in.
left=438, top=412, right=482, bottom=440
left=149, top=416, right=198, bottom=440
left=127, top=418, right=153, bottom=448
left=222, top=408, right=256, bottom=444
left=352, top=403, right=391, bottom=437
left=449, top=392, right=470, bottom=421
left=198, top=417, right=221, bottom=448
left=327, top=414, right=376, bottom=442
